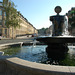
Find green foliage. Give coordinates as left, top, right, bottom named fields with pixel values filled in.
left=71, top=10, right=75, bottom=14
left=69, top=10, right=75, bottom=28
left=3, top=0, right=21, bottom=28
left=38, top=27, right=48, bottom=35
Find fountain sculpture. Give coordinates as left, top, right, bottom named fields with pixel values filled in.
left=36, top=6, right=75, bottom=63
left=50, top=6, right=64, bottom=36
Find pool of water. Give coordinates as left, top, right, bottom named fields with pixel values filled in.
left=0, top=45, right=75, bottom=66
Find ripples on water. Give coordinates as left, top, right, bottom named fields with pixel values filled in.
left=1, top=45, right=75, bottom=66
left=17, top=45, right=48, bottom=63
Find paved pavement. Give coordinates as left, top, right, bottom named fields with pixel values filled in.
left=0, top=37, right=35, bottom=45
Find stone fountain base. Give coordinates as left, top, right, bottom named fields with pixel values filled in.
left=36, top=36, right=75, bottom=62
left=46, top=43, right=69, bottom=60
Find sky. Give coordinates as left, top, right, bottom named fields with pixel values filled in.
left=1, top=0, right=75, bottom=29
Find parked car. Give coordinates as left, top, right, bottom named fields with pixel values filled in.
left=32, top=33, right=38, bottom=37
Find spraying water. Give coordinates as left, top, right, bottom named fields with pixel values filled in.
left=62, top=16, right=69, bottom=36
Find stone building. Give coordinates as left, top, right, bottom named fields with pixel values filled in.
left=0, top=1, right=38, bottom=38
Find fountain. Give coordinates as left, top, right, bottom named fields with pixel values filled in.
left=36, top=6, right=75, bottom=63
left=0, top=6, right=75, bottom=75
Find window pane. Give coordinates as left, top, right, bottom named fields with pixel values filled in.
left=5, top=29, right=7, bottom=35
left=0, top=10, right=2, bottom=15
left=0, top=29, right=2, bottom=33
left=0, top=3, right=2, bottom=6
left=4, top=12, right=6, bottom=16
left=0, top=20, right=2, bottom=25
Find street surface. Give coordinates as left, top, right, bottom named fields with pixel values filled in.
left=0, top=37, right=35, bottom=45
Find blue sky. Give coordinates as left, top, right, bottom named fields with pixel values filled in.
left=1, top=0, right=75, bottom=29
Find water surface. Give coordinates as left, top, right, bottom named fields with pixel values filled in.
left=0, top=45, right=75, bottom=66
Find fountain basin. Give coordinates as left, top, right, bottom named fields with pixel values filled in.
left=0, top=42, right=75, bottom=75
left=3, top=57, right=75, bottom=75
left=36, top=36, right=75, bottom=44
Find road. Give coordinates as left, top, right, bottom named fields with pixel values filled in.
left=0, top=37, right=35, bottom=45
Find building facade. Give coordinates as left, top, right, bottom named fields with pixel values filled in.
left=0, top=2, right=38, bottom=38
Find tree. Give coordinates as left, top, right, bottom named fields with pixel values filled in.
left=38, top=27, right=49, bottom=35
left=2, top=0, right=21, bottom=38
left=3, top=0, right=21, bottom=28
left=69, top=10, right=75, bottom=28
